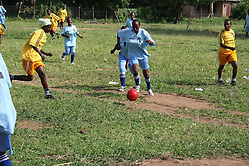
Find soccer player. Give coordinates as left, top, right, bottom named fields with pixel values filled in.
left=111, top=26, right=132, bottom=91
left=117, top=19, right=155, bottom=96
left=57, top=4, right=67, bottom=30
left=217, top=19, right=237, bottom=86
left=244, top=10, right=249, bottom=38
left=0, top=23, right=4, bottom=44
left=61, top=17, right=83, bottom=65
left=125, top=12, right=135, bottom=28
left=44, top=8, right=60, bottom=39
left=10, top=18, right=55, bottom=99
left=0, top=2, right=6, bottom=29
left=0, top=53, right=17, bottom=166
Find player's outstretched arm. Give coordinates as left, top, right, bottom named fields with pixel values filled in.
left=77, top=33, right=83, bottom=39
left=41, top=49, right=53, bottom=56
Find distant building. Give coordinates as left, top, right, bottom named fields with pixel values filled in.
left=183, top=0, right=242, bottom=18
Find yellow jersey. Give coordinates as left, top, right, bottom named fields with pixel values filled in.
left=22, top=29, right=46, bottom=62
left=58, top=8, right=67, bottom=20
left=44, top=13, right=59, bottom=28
left=218, top=29, right=235, bottom=52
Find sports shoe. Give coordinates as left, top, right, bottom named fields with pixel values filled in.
left=231, top=81, right=236, bottom=86
left=45, top=95, right=56, bottom=99
left=71, top=62, right=75, bottom=65
left=135, top=85, right=140, bottom=92
left=148, top=89, right=154, bottom=96
left=217, top=80, right=224, bottom=85
left=118, top=86, right=126, bottom=92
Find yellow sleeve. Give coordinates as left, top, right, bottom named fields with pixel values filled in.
left=52, top=13, right=60, bottom=21
left=65, top=10, right=67, bottom=17
left=28, top=30, right=45, bottom=48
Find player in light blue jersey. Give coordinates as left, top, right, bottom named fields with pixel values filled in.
left=244, top=10, right=249, bottom=38
left=61, top=17, right=83, bottom=64
left=0, top=3, right=6, bottom=29
left=125, top=12, right=135, bottom=28
left=111, top=26, right=133, bottom=92
left=0, top=53, right=17, bottom=166
left=118, top=19, right=155, bottom=96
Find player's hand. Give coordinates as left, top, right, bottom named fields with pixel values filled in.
left=46, top=52, right=53, bottom=56
left=80, top=36, right=83, bottom=39
left=231, top=47, right=236, bottom=51
left=146, top=40, right=153, bottom=45
left=116, top=45, right=121, bottom=50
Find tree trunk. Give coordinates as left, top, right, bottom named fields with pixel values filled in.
left=105, top=7, right=107, bottom=23
left=33, top=0, right=36, bottom=19
left=209, top=3, right=214, bottom=18
left=17, top=2, right=23, bottom=18
left=78, top=5, right=81, bottom=20
left=92, top=6, right=94, bottom=19
left=175, top=5, right=182, bottom=23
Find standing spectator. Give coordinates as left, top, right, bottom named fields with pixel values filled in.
left=0, top=2, right=6, bottom=29
left=244, top=10, right=249, bottom=38
left=217, top=19, right=237, bottom=86
left=0, top=53, right=17, bottom=166
left=61, top=17, right=83, bottom=65
left=118, top=19, right=155, bottom=95
left=125, top=12, right=135, bottom=28
left=58, top=4, right=67, bottom=30
left=10, top=18, right=55, bottom=99
left=45, top=9, right=60, bottom=39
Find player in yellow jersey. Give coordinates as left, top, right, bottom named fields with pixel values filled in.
left=0, top=23, right=4, bottom=44
left=58, top=4, right=67, bottom=30
left=45, top=8, right=60, bottom=39
left=10, top=19, right=55, bottom=99
left=217, top=19, right=237, bottom=86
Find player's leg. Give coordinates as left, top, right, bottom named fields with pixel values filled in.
left=70, top=46, right=75, bottom=64
left=230, top=61, right=237, bottom=86
left=0, top=34, right=3, bottom=44
left=217, top=65, right=224, bottom=84
left=10, top=60, right=34, bottom=81
left=129, top=57, right=140, bottom=91
left=35, top=66, right=55, bottom=99
left=118, top=52, right=128, bottom=91
left=0, top=134, right=13, bottom=166
left=217, top=51, right=226, bottom=85
left=140, top=57, right=154, bottom=96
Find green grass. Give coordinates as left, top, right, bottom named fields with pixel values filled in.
left=2, top=18, right=249, bottom=165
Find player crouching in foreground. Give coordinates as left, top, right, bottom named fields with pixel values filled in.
left=217, top=19, right=238, bottom=86
left=117, top=19, right=155, bottom=96
left=10, top=18, right=55, bottom=99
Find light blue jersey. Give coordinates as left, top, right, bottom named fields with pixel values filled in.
left=0, top=53, right=16, bottom=135
left=119, top=33, right=128, bottom=58
left=0, top=6, right=6, bottom=25
left=125, top=18, right=134, bottom=28
left=61, top=25, right=79, bottom=47
left=118, top=28, right=155, bottom=60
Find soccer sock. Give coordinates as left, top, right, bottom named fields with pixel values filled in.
left=134, top=74, right=140, bottom=86
left=145, top=77, right=151, bottom=90
left=10, top=75, right=15, bottom=80
left=44, top=89, right=50, bottom=96
left=218, top=78, right=222, bottom=81
left=71, top=53, right=75, bottom=63
left=0, top=153, right=12, bottom=166
left=119, top=72, right=125, bottom=87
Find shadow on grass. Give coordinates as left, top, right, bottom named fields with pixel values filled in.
left=164, top=80, right=217, bottom=86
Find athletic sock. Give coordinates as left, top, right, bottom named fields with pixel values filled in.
left=62, top=53, right=66, bottom=58
left=0, top=153, right=12, bottom=166
left=120, top=72, right=125, bottom=87
left=10, top=75, right=15, bottom=80
left=134, top=74, right=140, bottom=86
left=145, top=77, right=151, bottom=90
left=218, top=78, right=222, bottom=82
left=44, top=89, right=50, bottom=96
left=71, top=53, right=75, bottom=63
left=232, top=78, right=236, bottom=82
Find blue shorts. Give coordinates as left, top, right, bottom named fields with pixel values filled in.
left=129, top=56, right=149, bottom=70
left=246, top=26, right=249, bottom=33
left=0, top=133, right=12, bottom=155
left=65, top=46, right=75, bottom=55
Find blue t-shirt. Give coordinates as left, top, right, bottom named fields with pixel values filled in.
left=125, top=18, right=134, bottom=28
left=118, top=28, right=155, bottom=60
left=246, top=15, right=249, bottom=27
left=61, top=25, right=79, bottom=47
left=0, top=6, right=6, bottom=25
left=0, top=53, right=16, bottom=135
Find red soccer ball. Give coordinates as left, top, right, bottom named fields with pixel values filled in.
left=127, top=89, right=139, bottom=101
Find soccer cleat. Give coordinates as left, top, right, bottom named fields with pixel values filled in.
left=217, top=80, right=224, bottom=85
left=118, top=86, right=126, bottom=92
left=231, top=81, right=237, bottom=86
left=45, top=94, right=56, bottom=100
left=135, top=85, right=140, bottom=92
left=148, top=89, right=154, bottom=96
left=71, top=62, right=75, bottom=65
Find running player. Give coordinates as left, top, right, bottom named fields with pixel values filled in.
left=58, top=4, right=67, bottom=30
left=45, top=8, right=60, bottom=39
left=125, top=12, right=135, bottom=28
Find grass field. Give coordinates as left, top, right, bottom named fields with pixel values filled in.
left=1, top=18, right=249, bottom=165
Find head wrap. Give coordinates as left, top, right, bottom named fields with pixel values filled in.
left=39, top=18, right=51, bottom=27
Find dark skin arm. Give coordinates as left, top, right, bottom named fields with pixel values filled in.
left=31, top=45, right=53, bottom=61
left=220, top=43, right=236, bottom=51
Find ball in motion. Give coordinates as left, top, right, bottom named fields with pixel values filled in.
left=127, top=89, right=139, bottom=101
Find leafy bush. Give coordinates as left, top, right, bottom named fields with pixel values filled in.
left=230, top=0, right=249, bottom=20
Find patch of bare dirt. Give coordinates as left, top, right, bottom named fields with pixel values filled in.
left=140, top=158, right=249, bottom=166
left=16, top=120, right=50, bottom=130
